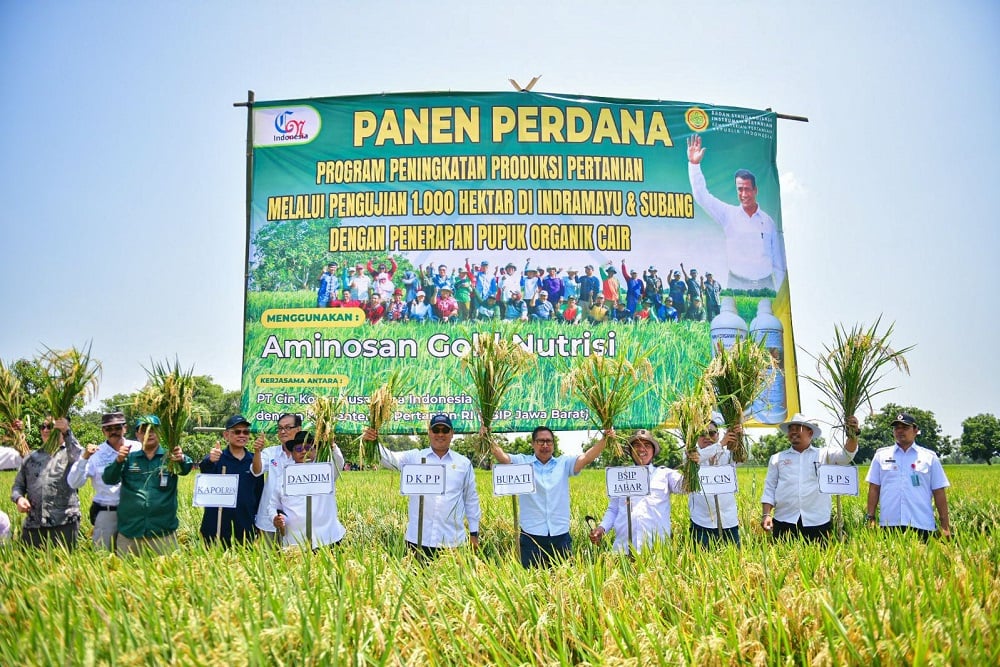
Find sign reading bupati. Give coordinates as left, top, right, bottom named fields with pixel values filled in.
left=283, top=462, right=335, bottom=497
left=492, top=463, right=535, bottom=496
left=243, top=92, right=799, bottom=433
left=698, top=465, right=738, bottom=495
left=605, top=466, right=651, bottom=498
left=400, top=463, right=446, bottom=496
left=192, top=474, right=240, bottom=508
left=818, top=465, right=859, bottom=496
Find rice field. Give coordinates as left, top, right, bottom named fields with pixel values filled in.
left=3, top=465, right=996, bottom=665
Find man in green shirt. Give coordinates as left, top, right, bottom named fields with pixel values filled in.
left=103, top=415, right=192, bottom=556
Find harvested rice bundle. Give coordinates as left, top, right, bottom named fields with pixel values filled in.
left=561, top=348, right=654, bottom=457
left=805, top=317, right=911, bottom=440
left=135, top=359, right=196, bottom=474
left=0, top=359, right=30, bottom=456
left=704, top=337, right=775, bottom=463
left=40, top=344, right=102, bottom=454
left=671, top=378, right=714, bottom=493
left=461, top=332, right=535, bottom=463
left=363, top=370, right=407, bottom=468
left=310, top=395, right=346, bottom=464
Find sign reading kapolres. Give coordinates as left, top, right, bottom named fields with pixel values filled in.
left=242, top=91, right=799, bottom=433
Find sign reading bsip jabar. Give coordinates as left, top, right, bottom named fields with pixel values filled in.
left=818, top=465, right=859, bottom=496
left=492, top=463, right=535, bottom=496
left=284, top=462, right=335, bottom=497
left=698, top=465, right=738, bottom=495
left=192, top=474, right=240, bottom=508
left=400, top=463, right=446, bottom=496
left=605, top=466, right=650, bottom=498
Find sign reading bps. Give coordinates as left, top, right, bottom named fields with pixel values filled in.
left=243, top=91, right=799, bottom=434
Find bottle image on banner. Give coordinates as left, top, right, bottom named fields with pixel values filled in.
left=750, top=298, right=786, bottom=424
left=710, top=297, right=748, bottom=355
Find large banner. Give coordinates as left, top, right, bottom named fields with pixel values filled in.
left=243, top=91, right=800, bottom=433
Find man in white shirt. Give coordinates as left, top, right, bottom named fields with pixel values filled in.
left=687, top=134, right=788, bottom=292
left=761, top=413, right=859, bottom=541
left=270, top=430, right=346, bottom=549
left=689, top=419, right=741, bottom=547
left=364, top=413, right=480, bottom=559
left=865, top=413, right=951, bottom=540
left=253, top=412, right=301, bottom=542
left=67, top=411, right=140, bottom=550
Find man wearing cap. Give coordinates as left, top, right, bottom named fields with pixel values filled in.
left=561, top=268, right=579, bottom=302
left=363, top=414, right=480, bottom=558
left=490, top=425, right=612, bottom=567
left=317, top=262, right=339, bottom=307
left=560, top=295, right=582, bottom=324
left=689, top=420, right=742, bottom=546
left=103, top=415, right=192, bottom=555
left=504, top=289, right=528, bottom=321
left=349, top=264, right=372, bottom=301
left=496, top=262, right=520, bottom=317
left=432, top=285, right=459, bottom=323
left=406, top=290, right=434, bottom=323
left=575, top=265, right=601, bottom=310
left=761, top=414, right=859, bottom=541
left=476, top=294, right=500, bottom=320
left=681, top=263, right=701, bottom=312
left=432, top=264, right=454, bottom=294
left=529, top=290, right=555, bottom=321
left=199, top=415, right=265, bottom=547
left=865, top=413, right=951, bottom=539
left=687, top=134, right=788, bottom=291
left=668, top=270, right=687, bottom=312
left=587, top=294, right=610, bottom=324
left=253, top=413, right=301, bottom=542
left=541, top=266, right=564, bottom=309
left=11, top=416, right=82, bottom=549
left=590, top=429, right=692, bottom=553
left=599, top=262, right=620, bottom=302
left=268, top=430, right=346, bottom=549
left=652, top=294, right=679, bottom=323
left=67, top=411, right=141, bottom=549
left=468, top=258, right=496, bottom=312
left=453, top=266, right=473, bottom=321
left=643, top=265, right=663, bottom=302
left=703, top=272, right=722, bottom=320
left=620, top=261, right=645, bottom=315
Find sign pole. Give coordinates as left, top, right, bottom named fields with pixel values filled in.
left=417, top=456, right=425, bottom=548
left=715, top=496, right=723, bottom=537
left=625, top=496, right=633, bottom=554
left=306, top=495, right=313, bottom=547
left=216, top=465, right=226, bottom=540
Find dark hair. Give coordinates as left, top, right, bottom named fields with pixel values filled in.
left=734, top=169, right=756, bottom=188
left=531, top=426, right=554, bottom=442
left=278, top=413, right=302, bottom=427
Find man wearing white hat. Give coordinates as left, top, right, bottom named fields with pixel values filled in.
left=761, top=413, right=859, bottom=541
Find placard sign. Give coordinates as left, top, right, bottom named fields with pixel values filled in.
left=400, top=463, right=447, bottom=496
left=818, top=465, right=859, bottom=496
left=492, top=463, right=535, bottom=496
left=605, top=466, right=650, bottom=498
left=192, top=474, right=240, bottom=508
left=698, top=465, right=738, bottom=495
left=283, top=462, right=335, bottom=497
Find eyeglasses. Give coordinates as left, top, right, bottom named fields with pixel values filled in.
left=534, top=439, right=554, bottom=445
left=430, top=426, right=452, bottom=434
left=102, top=425, right=124, bottom=431
left=277, top=425, right=295, bottom=431
left=230, top=428, right=251, bottom=435
left=40, top=424, right=53, bottom=431
left=293, top=445, right=313, bottom=453
left=705, top=430, right=719, bottom=437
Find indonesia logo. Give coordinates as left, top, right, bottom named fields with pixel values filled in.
left=254, top=105, right=322, bottom=148
left=274, top=110, right=308, bottom=139
left=684, top=107, right=710, bottom=132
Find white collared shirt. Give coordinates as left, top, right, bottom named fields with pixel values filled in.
left=761, top=444, right=855, bottom=526
left=380, top=445, right=480, bottom=548
left=866, top=442, right=949, bottom=532
left=271, top=465, right=346, bottom=548
left=689, top=443, right=738, bottom=529
left=599, top=465, right=685, bottom=553
left=257, top=444, right=344, bottom=531
left=67, top=439, right=141, bottom=505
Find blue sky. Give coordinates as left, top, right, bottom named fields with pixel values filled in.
left=2, top=1, right=997, bottom=438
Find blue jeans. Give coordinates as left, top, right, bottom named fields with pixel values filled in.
left=519, top=531, right=571, bottom=568
left=690, top=521, right=740, bottom=547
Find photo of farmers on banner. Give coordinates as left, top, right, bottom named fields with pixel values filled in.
left=243, top=91, right=799, bottom=433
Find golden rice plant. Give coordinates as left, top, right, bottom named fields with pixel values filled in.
left=560, top=346, right=655, bottom=457
left=460, top=331, right=536, bottom=462
left=135, top=359, right=197, bottom=474
left=703, top=337, right=775, bottom=463
left=804, top=317, right=912, bottom=441
left=0, top=359, right=30, bottom=456
left=670, top=377, right=714, bottom=493
left=39, top=344, right=102, bottom=453
left=310, top=394, right=346, bottom=464
left=363, top=370, right=408, bottom=468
